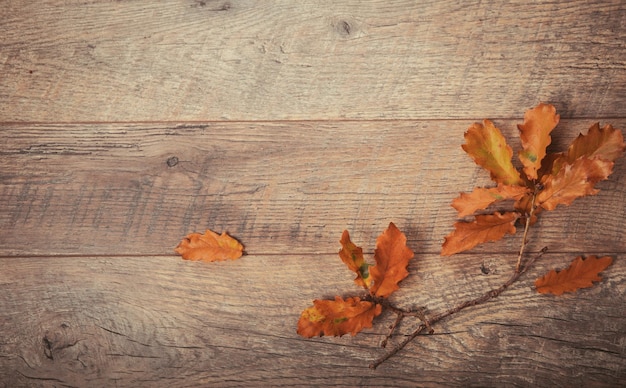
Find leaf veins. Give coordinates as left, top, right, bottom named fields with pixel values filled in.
left=369, top=222, right=415, bottom=298
left=535, top=255, right=613, bottom=295
left=517, top=103, right=560, bottom=180
left=175, top=229, right=244, bottom=262
left=452, top=185, right=529, bottom=217
left=462, top=119, right=523, bottom=186
left=536, top=158, right=613, bottom=211
left=441, top=212, right=518, bottom=256
left=566, top=123, right=625, bottom=163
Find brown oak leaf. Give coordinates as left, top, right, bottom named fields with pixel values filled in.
left=297, top=296, right=382, bottom=337
left=536, top=158, right=613, bottom=211
left=339, top=230, right=371, bottom=289
left=452, top=185, right=529, bottom=217
left=441, top=212, right=518, bottom=256
left=517, top=103, right=560, bottom=180
left=565, top=123, right=625, bottom=163
left=535, top=255, right=613, bottom=295
left=462, top=119, right=523, bottom=186
left=369, top=222, right=415, bottom=298
left=175, top=229, right=243, bottom=262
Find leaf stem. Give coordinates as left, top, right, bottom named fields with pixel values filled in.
left=515, top=190, right=538, bottom=273
left=369, top=246, right=548, bottom=369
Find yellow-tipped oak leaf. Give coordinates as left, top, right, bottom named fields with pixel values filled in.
left=441, top=212, right=518, bottom=256
left=565, top=123, right=625, bottom=163
left=536, top=158, right=613, bottom=211
left=297, top=296, right=382, bottom=337
left=369, top=222, right=415, bottom=298
left=339, top=230, right=371, bottom=289
left=175, top=229, right=243, bottom=262
left=517, top=103, right=560, bottom=180
left=535, top=255, right=613, bottom=295
left=452, top=185, right=530, bottom=217
left=462, top=120, right=523, bottom=186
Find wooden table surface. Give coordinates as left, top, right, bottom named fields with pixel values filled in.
left=1, top=1, right=625, bottom=386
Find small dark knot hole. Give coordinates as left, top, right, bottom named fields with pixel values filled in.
left=341, top=20, right=351, bottom=35
left=166, top=156, right=179, bottom=167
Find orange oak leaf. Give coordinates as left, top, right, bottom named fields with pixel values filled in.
left=339, top=230, right=371, bottom=289
left=297, top=296, right=382, bottom=337
left=517, top=103, right=560, bottom=180
left=175, top=229, right=243, bottom=262
left=441, top=212, right=518, bottom=256
left=536, top=158, right=613, bottom=211
left=462, top=119, right=523, bottom=186
left=452, top=185, right=530, bottom=217
left=535, top=255, right=613, bottom=295
left=565, top=123, right=625, bottom=163
left=369, top=222, right=415, bottom=298
left=540, top=123, right=625, bottom=180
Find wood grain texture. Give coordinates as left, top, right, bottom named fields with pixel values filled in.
left=1, top=120, right=625, bottom=257
left=2, top=0, right=626, bottom=386
left=1, top=253, right=624, bottom=386
left=1, top=0, right=625, bottom=122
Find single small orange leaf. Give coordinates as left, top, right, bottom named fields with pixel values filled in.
left=369, top=222, right=414, bottom=298
left=441, top=212, right=518, bottom=256
left=452, top=185, right=530, bottom=217
left=175, top=229, right=243, bottom=262
left=566, top=123, right=625, bottom=163
left=462, top=120, right=523, bottom=186
left=535, top=255, right=613, bottom=295
left=517, top=103, right=560, bottom=180
left=537, top=158, right=614, bottom=211
left=296, top=296, right=382, bottom=337
left=339, top=230, right=371, bottom=289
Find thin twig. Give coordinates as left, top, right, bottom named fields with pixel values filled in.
left=381, top=313, right=403, bottom=348
left=516, top=191, right=538, bottom=272
left=374, top=299, right=422, bottom=348
left=370, top=247, right=548, bottom=369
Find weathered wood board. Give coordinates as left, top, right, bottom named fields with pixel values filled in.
left=1, top=253, right=624, bottom=386
left=1, top=0, right=625, bottom=121
left=1, top=0, right=625, bottom=386
left=2, top=121, right=625, bottom=257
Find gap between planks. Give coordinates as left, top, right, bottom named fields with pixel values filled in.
left=3, top=116, right=626, bottom=126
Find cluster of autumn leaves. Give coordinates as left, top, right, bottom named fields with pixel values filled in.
left=442, top=103, right=625, bottom=256
left=174, top=103, right=624, bottom=339
left=298, top=223, right=413, bottom=337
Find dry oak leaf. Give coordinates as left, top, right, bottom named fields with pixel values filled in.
left=536, top=158, right=613, bottom=211
left=565, top=123, right=625, bottom=163
left=541, top=123, right=625, bottom=179
left=535, top=255, right=613, bottom=295
left=369, top=222, right=415, bottom=298
left=452, top=184, right=529, bottom=218
left=297, top=296, right=382, bottom=337
left=517, top=103, right=560, bottom=180
left=339, top=230, right=371, bottom=289
left=462, top=119, right=523, bottom=186
left=442, top=212, right=518, bottom=256
left=175, top=229, right=243, bottom=262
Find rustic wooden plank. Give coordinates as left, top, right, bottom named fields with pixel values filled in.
left=0, top=119, right=626, bottom=255
left=1, top=0, right=625, bottom=122
left=1, top=120, right=625, bottom=257
left=1, top=254, right=623, bottom=386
